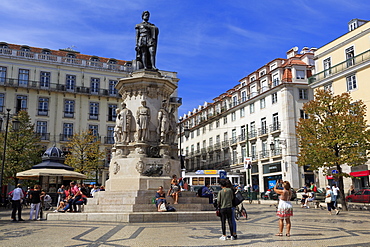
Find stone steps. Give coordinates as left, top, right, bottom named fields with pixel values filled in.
left=46, top=211, right=220, bottom=223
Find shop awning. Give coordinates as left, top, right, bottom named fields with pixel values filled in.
left=350, top=170, right=370, bottom=177
left=326, top=175, right=334, bottom=180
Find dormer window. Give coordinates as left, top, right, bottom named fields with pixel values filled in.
left=42, top=49, right=51, bottom=55
left=250, top=76, right=255, bottom=82
left=66, top=53, right=76, bottom=58
left=91, top=56, right=99, bottom=62
left=108, top=59, right=117, bottom=64
left=21, top=46, right=30, bottom=52
left=0, top=43, right=8, bottom=49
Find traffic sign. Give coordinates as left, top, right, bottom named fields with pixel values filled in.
left=219, top=170, right=227, bottom=179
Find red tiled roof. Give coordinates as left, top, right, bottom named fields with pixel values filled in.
left=3, top=42, right=128, bottom=65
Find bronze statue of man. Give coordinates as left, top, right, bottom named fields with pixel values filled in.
left=135, top=11, right=159, bottom=70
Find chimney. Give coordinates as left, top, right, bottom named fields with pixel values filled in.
left=286, top=47, right=298, bottom=59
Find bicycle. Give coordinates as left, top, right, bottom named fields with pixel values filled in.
left=234, top=203, right=247, bottom=220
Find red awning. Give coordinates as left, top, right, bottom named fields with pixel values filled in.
left=350, top=170, right=370, bottom=177
left=326, top=175, right=334, bottom=180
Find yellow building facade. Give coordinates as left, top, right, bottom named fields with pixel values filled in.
left=309, top=19, right=370, bottom=191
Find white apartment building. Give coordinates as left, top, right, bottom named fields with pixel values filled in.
left=0, top=42, right=178, bottom=184
left=180, top=47, right=316, bottom=192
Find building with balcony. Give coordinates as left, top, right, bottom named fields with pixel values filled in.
left=309, top=19, right=370, bottom=190
left=0, top=42, right=178, bottom=185
left=180, top=47, right=316, bottom=191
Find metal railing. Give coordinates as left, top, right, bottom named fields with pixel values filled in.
left=0, top=78, right=121, bottom=98
left=309, top=49, right=370, bottom=84
left=0, top=47, right=133, bottom=72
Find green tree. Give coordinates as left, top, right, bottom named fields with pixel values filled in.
left=296, top=89, right=370, bottom=211
left=0, top=110, right=43, bottom=185
left=64, top=130, right=105, bottom=177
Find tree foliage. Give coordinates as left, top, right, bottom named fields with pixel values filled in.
left=64, top=130, right=105, bottom=176
left=296, top=89, right=370, bottom=210
left=0, top=110, right=43, bottom=185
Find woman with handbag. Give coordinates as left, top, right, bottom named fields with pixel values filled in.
left=325, top=186, right=339, bottom=215
left=217, top=179, right=235, bottom=241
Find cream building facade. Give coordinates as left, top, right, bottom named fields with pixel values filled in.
left=309, top=19, right=370, bottom=190
left=0, top=42, right=178, bottom=185
left=180, top=47, right=316, bottom=192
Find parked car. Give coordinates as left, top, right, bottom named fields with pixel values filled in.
left=346, top=189, right=370, bottom=203
left=295, top=188, right=326, bottom=201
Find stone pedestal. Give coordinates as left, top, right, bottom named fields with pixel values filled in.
left=84, top=69, right=186, bottom=215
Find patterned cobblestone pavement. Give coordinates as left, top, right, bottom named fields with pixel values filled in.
left=1, top=204, right=369, bottom=247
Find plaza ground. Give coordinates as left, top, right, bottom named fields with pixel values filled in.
left=0, top=202, right=369, bottom=247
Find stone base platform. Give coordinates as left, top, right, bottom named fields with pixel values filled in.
left=46, top=211, right=219, bottom=223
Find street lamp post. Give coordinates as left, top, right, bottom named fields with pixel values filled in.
left=0, top=109, right=11, bottom=205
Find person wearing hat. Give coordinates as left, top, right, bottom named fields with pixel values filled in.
left=10, top=184, right=25, bottom=222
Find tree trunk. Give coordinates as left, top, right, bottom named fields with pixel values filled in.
left=337, top=165, right=348, bottom=211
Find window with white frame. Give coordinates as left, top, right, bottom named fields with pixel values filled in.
left=209, top=137, right=213, bottom=146
left=241, top=91, right=247, bottom=102
left=202, top=140, right=206, bottom=148
left=18, top=69, right=29, bottom=86
left=232, top=96, right=238, bottom=107
left=16, top=95, right=27, bottom=112
left=63, top=123, right=73, bottom=138
left=270, top=63, right=277, bottom=71
left=216, top=120, right=220, bottom=128
left=272, top=93, right=278, bottom=104
left=231, top=129, right=237, bottom=143
left=296, top=70, right=305, bottom=79
left=40, top=71, right=50, bottom=88
left=323, top=58, right=331, bottom=77
left=66, top=75, right=76, bottom=91
left=240, top=107, right=245, bottom=117
left=346, top=74, right=357, bottom=91
left=196, top=128, right=200, bottom=136
left=223, top=132, right=228, bottom=141
left=260, top=98, right=266, bottom=109
left=64, top=100, right=74, bottom=118
left=0, top=66, right=7, bottom=84
left=231, top=112, right=236, bottom=121
left=38, top=97, right=49, bottom=116
left=89, top=125, right=99, bottom=136
left=251, top=143, right=257, bottom=159
left=91, top=78, right=100, bottom=94
left=250, top=103, right=255, bottom=113
left=272, top=73, right=279, bottom=87
left=250, top=121, right=256, bottom=137
left=89, top=102, right=99, bottom=120
left=298, top=89, right=308, bottom=100
left=202, top=127, right=206, bottom=134
left=108, top=80, right=118, bottom=95
left=108, top=104, right=117, bottom=121
left=209, top=122, right=213, bottom=130
left=0, top=93, right=4, bottom=112
left=241, top=125, right=246, bottom=140
left=346, top=46, right=355, bottom=67
left=272, top=113, right=279, bottom=131
left=107, top=126, right=115, bottom=144
left=324, top=82, right=332, bottom=92
left=261, top=117, right=267, bottom=134
left=36, top=121, right=48, bottom=137
left=223, top=116, right=227, bottom=124
left=300, top=109, right=308, bottom=119
left=261, top=79, right=268, bottom=92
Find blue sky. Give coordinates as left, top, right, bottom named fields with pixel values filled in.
left=1, top=0, right=369, bottom=116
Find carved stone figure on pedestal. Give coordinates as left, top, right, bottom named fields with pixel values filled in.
left=135, top=11, right=159, bottom=70
left=120, top=102, right=132, bottom=143
left=136, top=100, right=150, bottom=142
left=114, top=108, right=122, bottom=143
left=168, top=107, right=177, bottom=144
left=157, top=102, right=169, bottom=143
